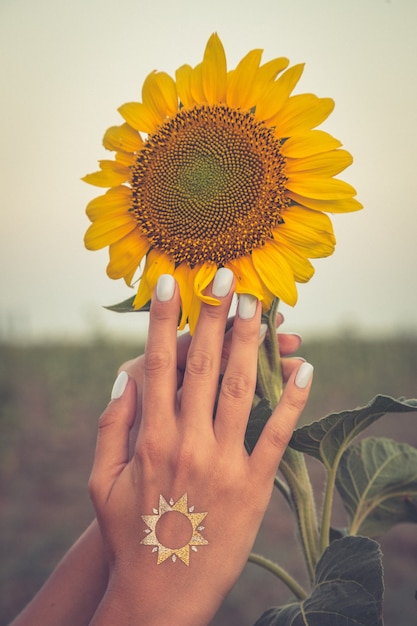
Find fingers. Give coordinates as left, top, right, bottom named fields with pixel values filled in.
left=89, top=373, right=137, bottom=506
left=250, top=361, right=313, bottom=481
left=277, top=332, right=302, bottom=357
left=214, top=295, right=262, bottom=446
left=179, top=268, right=235, bottom=431
left=141, top=275, right=181, bottom=430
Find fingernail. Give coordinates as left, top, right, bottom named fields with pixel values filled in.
left=212, top=268, right=234, bottom=297
left=156, top=274, right=175, bottom=302
left=259, top=323, right=268, bottom=339
left=295, top=362, right=314, bottom=389
left=238, top=294, right=258, bottom=320
left=111, top=371, right=129, bottom=400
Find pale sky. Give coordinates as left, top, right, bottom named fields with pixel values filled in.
left=1, top=0, right=416, bottom=341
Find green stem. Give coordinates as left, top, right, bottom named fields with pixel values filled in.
left=274, top=475, right=292, bottom=508
left=279, top=449, right=320, bottom=584
left=248, top=553, right=308, bottom=601
left=319, top=448, right=344, bottom=553
left=255, top=299, right=320, bottom=583
left=256, top=298, right=283, bottom=406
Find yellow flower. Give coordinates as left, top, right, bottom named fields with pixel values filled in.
left=84, top=33, right=362, bottom=332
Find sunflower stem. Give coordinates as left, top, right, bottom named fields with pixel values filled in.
left=255, top=300, right=320, bottom=584
left=256, top=298, right=283, bottom=405
left=248, top=552, right=308, bottom=601
left=279, top=449, right=320, bottom=584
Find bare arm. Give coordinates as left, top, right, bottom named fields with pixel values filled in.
left=10, top=520, right=107, bottom=626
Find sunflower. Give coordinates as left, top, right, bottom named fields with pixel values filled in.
left=84, top=33, right=362, bottom=332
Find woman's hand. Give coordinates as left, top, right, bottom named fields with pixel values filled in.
left=89, top=269, right=313, bottom=626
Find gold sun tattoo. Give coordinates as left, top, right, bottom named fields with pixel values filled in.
left=140, top=493, right=208, bottom=565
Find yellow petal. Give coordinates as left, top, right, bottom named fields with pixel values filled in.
left=133, top=268, right=153, bottom=310
left=142, top=71, right=178, bottom=119
left=174, top=263, right=197, bottom=329
left=250, top=56, right=290, bottom=104
left=187, top=292, right=202, bottom=335
left=133, top=249, right=175, bottom=310
left=255, top=63, right=304, bottom=122
left=286, top=149, right=353, bottom=178
left=281, top=130, right=342, bottom=158
left=252, top=242, right=298, bottom=306
left=286, top=176, right=357, bottom=200
left=275, top=208, right=336, bottom=259
left=273, top=95, right=334, bottom=137
left=118, top=101, right=159, bottom=134
left=190, top=62, right=207, bottom=104
left=86, top=186, right=132, bottom=222
left=103, top=123, right=143, bottom=153
left=82, top=160, right=130, bottom=188
left=268, top=239, right=315, bottom=283
left=194, top=263, right=218, bottom=305
left=202, top=33, right=227, bottom=105
left=287, top=190, right=363, bottom=213
left=226, top=48, right=263, bottom=109
left=285, top=204, right=335, bottom=236
left=226, top=254, right=272, bottom=304
left=107, top=231, right=150, bottom=282
left=84, top=216, right=137, bottom=250
left=176, top=64, right=195, bottom=109
left=257, top=57, right=289, bottom=83
left=115, top=151, right=135, bottom=167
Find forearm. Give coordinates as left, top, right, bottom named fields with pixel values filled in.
left=11, top=519, right=108, bottom=626
left=89, top=571, right=222, bottom=626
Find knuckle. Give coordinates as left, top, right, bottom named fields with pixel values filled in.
left=233, top=321, right=259, bottom=344
left=144, top=347, right=172, bottom=374
left=221, top=372, right=252, bottom=400
left=97, top=405, right=119, bottom=432
left=186, top=349, right=213, bottom=376
left=265, top=423, right=293, bottom=451
left=136, top=432, right=166, bottom=467
left=175, top=441, right=199, bottom=474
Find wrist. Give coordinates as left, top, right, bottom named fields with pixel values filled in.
left=90, top=566, right=222, bottom=626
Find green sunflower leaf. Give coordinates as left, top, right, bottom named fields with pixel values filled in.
left=254, top=536, right=384, bottom=626
left=289, top=395, right=417, bottom=471
left=104, top=297, right=151, bottom=313
left=245, top=398, right=273, bottom=455
left=336, top=437, right=417, bottom=537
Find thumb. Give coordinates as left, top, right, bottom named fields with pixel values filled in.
left=89, top=372, right=137, bottom=507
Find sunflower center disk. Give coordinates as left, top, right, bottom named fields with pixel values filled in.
left=131, top=104, right=289, bottom=266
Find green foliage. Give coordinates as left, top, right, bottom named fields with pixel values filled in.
left=255, top=537, right=384, bottom=626
left=104, top=296, right=150, bottom=312
left=247, top=392, right=417, bottom=624
left=245, top=398, right=273, bottom=455
left=336, top=437, right=417, bottom=536
left=289, top=395, right=417, bottom=469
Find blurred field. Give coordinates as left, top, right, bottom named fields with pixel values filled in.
left=1, top=334, right=417, bottom=625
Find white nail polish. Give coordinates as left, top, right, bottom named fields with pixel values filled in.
left=295, top=362, right=314, bottom=389
left=238, top=294, right=258, bottom=320
left=259, top=323, right=268, bottom=339
left=111, top=371, right=129, bottom=400
left=156, top=274, right=175, bottom=302
left=212, top=268, right=234, bottom=297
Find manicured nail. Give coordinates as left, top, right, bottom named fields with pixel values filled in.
left=259, top=323, right=268, bottom=339
left=212, top=268, right=234, bottom=297
left=111, top=371, right=129, bottom=400
left=238, top=294, right=258, bottom=320
left=281, top=332, right=303, bottom=342
left=295, top=362, right=314, bottom=389
left=156, top=274, right=175, bottom=302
